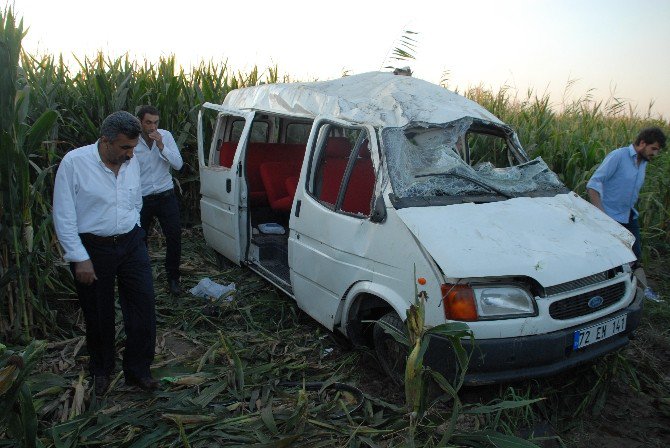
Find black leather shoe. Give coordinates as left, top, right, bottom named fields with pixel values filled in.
left=94, top=375, right=111, bottom=395
left=168, top=279, right=181, bottom=296
left=125, top=375, right=160, bottom=391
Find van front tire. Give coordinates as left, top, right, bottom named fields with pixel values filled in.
left=373, top=312, right=408, bottom=386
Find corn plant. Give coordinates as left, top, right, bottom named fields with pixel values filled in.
left=0, top=340, right=45, bottom=448
left=0, top=7, right=60, bottom=341
left=377, top=272, right=542, bottom=447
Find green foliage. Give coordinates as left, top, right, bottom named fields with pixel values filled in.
left=18, top=52, right=282, bottom=227
left=0, top=340, right=45, bottom=448
left=0, top=6, right=61, bottom=341
left=1, top=7, right=286, bottom=340
left=390, top=30, right=419, bottom=62
left=376, top=271, right=541, bottom=446
left=382, top=29, right=419, bottom=71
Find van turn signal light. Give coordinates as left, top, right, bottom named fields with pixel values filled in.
left=441, top=284, right=478, bottom=321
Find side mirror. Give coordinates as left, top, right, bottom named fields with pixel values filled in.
left=370, top=195, right=387, bottom=223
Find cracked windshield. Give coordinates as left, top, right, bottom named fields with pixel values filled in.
left=383, top=117, right=566, bottom=200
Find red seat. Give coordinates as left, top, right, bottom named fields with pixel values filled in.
left=323, top=136, right=351, bottom=158
left=319, top=158, right=348, bottom=205
left=218, top=141, right=237, bottom=168
left=318, top=138, right=374, bottom=215
left=245, top=143, right=306, bottom=206
left=259, top=162, right=302, bottom=212
left=342, top=157, right=375, bottom=215
left=285, top=176, right=299, bottom=196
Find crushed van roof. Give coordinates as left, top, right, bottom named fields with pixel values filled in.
left=222, top=71, right=502, bottom=128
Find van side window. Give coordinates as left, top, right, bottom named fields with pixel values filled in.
left=286, top=123, right=311, bottom=144
left=309, top=124, right=376, bottom=217
left=231, top=119, right=269, bottom=143
left=201, top=108, right=220, bottom=166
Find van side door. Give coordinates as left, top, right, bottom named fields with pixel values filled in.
left=288, top=118, right=380, bottom=329
left=197, top=102, right=255, bottom=265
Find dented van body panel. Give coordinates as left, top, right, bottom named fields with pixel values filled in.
left=197, top=72, right=641, bottom=384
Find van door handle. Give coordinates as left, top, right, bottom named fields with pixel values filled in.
left=226, top=179, right=231, bottom=193
left=295, top=200, right=301, bottom=217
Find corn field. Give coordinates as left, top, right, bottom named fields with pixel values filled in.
left=2, top=6, right=670, bottom=447
left=5, top=43, right=669, bottom=341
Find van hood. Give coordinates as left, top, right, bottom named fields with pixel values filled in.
left=396, top=193, right=636, bottom=287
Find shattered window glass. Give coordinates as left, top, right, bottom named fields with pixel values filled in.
left=382, top=118, right=565, bottom=200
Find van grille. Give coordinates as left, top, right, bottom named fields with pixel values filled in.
left=544, top=271, right=610, bottom=296
left=549, top=282, right=626, bottom=320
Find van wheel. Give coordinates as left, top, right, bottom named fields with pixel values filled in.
left=373, top=312, right=408, bottom=386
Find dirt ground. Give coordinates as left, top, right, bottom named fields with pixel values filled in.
left=562, top=316, right=670, bottom=447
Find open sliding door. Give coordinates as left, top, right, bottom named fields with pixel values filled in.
left=197, top=102, right=255, bottom=264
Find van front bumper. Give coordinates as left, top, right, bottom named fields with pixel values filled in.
left=424, top=287, right=644, bottom=386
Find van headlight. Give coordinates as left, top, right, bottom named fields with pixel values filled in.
left=442, top=284, right=536, bottom=321
left=474, top=286, right=536, bottom=319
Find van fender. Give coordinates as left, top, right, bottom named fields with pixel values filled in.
left=338, top=280, right=411, bottom=337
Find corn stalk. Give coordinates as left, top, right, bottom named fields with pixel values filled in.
left=0, top=7, right=58, bottom=341
left=377, top=271, right=546, bottom=446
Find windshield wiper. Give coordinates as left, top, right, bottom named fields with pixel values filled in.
left=415, top=171, right=513, bottom=199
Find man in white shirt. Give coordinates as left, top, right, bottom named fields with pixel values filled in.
left=134, top=106, right=184, bottom=296
left=53, top=111, right=158, bottom=394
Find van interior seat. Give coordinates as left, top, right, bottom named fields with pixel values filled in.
left=341, top=154, right=375, bottom=215
left=218, top=141, right=238, bottom=168
left=259, top=161, right=302, bottom=212
left=285, top=176, right=299, bottom=196
left=246, top=143, right=306, bottom=206
left=324, top=136, right=352, bottom=158
left=318, top=138, right=375, bottom=215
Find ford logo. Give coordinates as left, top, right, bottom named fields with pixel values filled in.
left=588, top=295, right=604, bottom=308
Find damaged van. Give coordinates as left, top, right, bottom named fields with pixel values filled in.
left=196, top=72, right=643, bottom=385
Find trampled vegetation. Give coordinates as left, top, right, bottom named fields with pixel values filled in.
left=1, top=7, right=669, bottom=448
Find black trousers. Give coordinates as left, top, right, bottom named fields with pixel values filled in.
left=74, top=226, right=156, bottom=380
left=140, top=189, right=181, bottom=281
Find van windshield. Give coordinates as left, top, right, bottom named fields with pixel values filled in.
left=382, top=117, right=567, bottom=202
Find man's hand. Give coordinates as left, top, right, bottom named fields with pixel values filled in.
left=586, top=188, right=605, bottom=212
left=148, top=131, right=164, bottom=150
left=74, top=259, right=98, bottom=285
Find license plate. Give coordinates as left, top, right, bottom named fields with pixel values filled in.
left=573, top=315, right=627, bottom=350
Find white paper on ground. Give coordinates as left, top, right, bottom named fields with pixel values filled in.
left=189, top=278, right=236, bottom=300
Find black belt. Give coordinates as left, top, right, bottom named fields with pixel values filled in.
left=80, top=226, right=137, bottom=246
left=143, top=189, right=174, bottom=201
